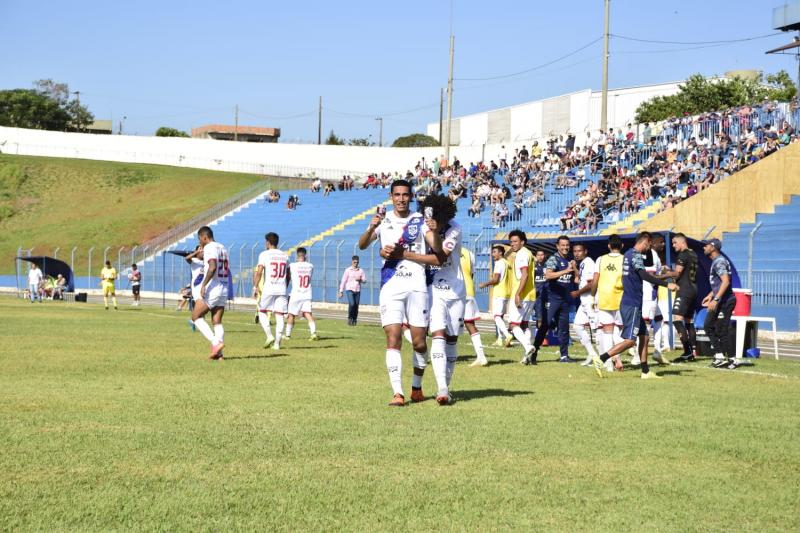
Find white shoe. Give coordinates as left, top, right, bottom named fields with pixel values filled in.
left=272, top=343, right=281, bottom=350
left=581, top=356, right=594, bottom=367
left=470, top=359, right=488, bottom=367
left=263, top=335, right=275, bottom=349
left=604, top=359, right=615, bottom=372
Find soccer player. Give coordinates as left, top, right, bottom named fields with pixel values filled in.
left=651, top=233, right=673, bottom=354
left=570, top=243, right=599, bottom=366
left=534, top=235, right=577, bottom=363
left=128, top=263, right=142, bottom=306
left=701, top=239, right=737, bottom=368
left=193, top=226, right=229, bottom=359
left=639, top=237, right=670, bottom=365
left=417, top=194, right=464, bottom=404
left=100, top=260, right=118, bottom=310
left=253, top=232, right=289, bottom=350
left=507, top=230, right=537, bottom=365
left=358, top=179, right=440, bottom=407
left=285, top=247, right=318, bottom=341
left=479, top=244, right=513, bottom=347
left=531, top=249, right=549, bottom=349
left=658, top=233, right=698, bottom=362
left=593, top=235, right=625, bottom=372
left=461, top=245, right=487, bottom=367
left=592, top=232, right=677, bottom=379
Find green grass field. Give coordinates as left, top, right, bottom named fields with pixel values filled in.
left=0, top=154, right=304, bottom=273
left=1, top=297, right=798, bottom=531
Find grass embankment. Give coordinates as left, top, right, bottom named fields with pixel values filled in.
left=1, top=297, right=798, bottom=531
left=0, top=154, right=303, bottom=274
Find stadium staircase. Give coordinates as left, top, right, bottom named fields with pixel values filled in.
left=719, top=195, right=800, bottom=331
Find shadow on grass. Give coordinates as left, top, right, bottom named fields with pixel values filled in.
left=656, top=369, right=696, bottom=376
left=285, top=345, right=337, bottom=350
left=455, top=388, right=534, bottom=402
left=223, top=353, right=289, bottom=360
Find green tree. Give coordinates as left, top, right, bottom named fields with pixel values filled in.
left=324, top=130, right=344, bottom=145
left=155, top=127, right=190, bottom=137
left=391, top=133, right=439, bottom=147
left=347, top=137, right=373, bottom=146
left=0, top=79, right=94, bottom=131
left=635, top=71, right=797, bottom=123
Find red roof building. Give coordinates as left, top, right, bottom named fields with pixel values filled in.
left=191, top=124, right=280, bottom=143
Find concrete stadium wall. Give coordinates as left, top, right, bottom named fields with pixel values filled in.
left=427, top=82, right=682, bottom=145
left=640, top=142, right=800, bottom=239
left=0, top=126, right=489, bottom=180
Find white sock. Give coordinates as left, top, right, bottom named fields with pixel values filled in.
left=600, top=329, right=613, bottom=353
left=258, top=311, right=273, bottom=339
left=274, top=314, right=285, bottom=346
left=403, top=328, right=412, bottom=344
left=470, top=332, right=486, bottom=362
left=194, top=318, right=215, bottom=344
left=613, top=325, right=624, bottom=346
left=430, top=336, right=448, bottom=393
left=511, top=325, right=533, bottom=352
left=213, top=324, right=224, bottom=345
left=575, top=324, right=597, bottom=358
left=445, top=341, right=458, bottom=387
left=386, top=349, right=403, bottom=396
left=595, top=328, right=604, bottom=354
left=494, top=315, right=511, bottom=339
left=412, top=351, right=427, bottom=389
left=285, top=323, right=293, bottom=337
left=308, top=319, right=316, bottom=335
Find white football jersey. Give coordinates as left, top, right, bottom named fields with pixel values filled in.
left=643, top=249, right=662, bottom=302
left=202, top=241, right=229, bottom=290
left=373, top=210, right=430, bottom=296
left=577, top=256, right=597, bottom=306
left=190, top=257, right=204, bottom=288
left=257, top=248, right=289, bottom=296
left=289, top=261, right=313, bottom=300
left=492, top=257, right=507, bottom=285
left=428, top=220, right=465, bottom=300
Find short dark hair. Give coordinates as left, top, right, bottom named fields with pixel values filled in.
left=608, top=234, right=622, bottom=250
left=105, top=260, right=111, bottom=266
left=491, top=244, right=505, bottom=255
left=390, top=179, right=413, bottom=193
left=572, top=243, right=586, bottom=252
left=131, top=263, right=137, bottom=268
left=351, top=255, right=360, bottom=261
left=508, top=229, right=527, bottom=243
left=198, top=226, right=213, bottom=239
left=297, top=247, right=307, bottom=256
left=673, top=232, right=687, bottom=241
left=265, top=232, right=279, bottom=246
left=651, top=232, right=665, bottom=241
left=557, top=235, right=570, bottom=244
left=636, top=231, right=652, bottom=243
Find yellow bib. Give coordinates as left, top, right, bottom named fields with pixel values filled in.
left=596, top=253, right=623, bottom=310
left=510, top=248, right=536, bottom=302
left=460, top=248, right=475, bottom=298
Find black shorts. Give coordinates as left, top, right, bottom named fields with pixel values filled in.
left=132, top=285, right=140, bottom=295
left=672, top=290, right=696, bottom=318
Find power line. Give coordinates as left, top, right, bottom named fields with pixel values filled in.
left=238, top=108, right=316, bottom=121
left=327, top=102, right=439, bottom=119
left=454, top=37, right=602, bottom=81
left=611, top=32, right=783, bottom=46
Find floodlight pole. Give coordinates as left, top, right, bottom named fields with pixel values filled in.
left=445, top=34, right=455, bottom=164
left=600, top=0, right=611, bottom=133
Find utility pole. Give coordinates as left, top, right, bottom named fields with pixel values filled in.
left=318, top=96, right=323, bottom=145
left=73, top=90, right=80, bottom=105
left=375, top=117, right=383, bottom=147
left=600, top=0, right=611, bottom=133
left=234, top=104, right=239, bottom=142
left=439, top=87, right=444, bottom=146
left=445, top=34, right=455, bottom=163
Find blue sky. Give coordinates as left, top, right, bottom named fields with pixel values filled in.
left=1, top=0, right=796, bottom=143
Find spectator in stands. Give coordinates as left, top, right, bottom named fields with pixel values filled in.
left=338, top=255, right=367, bottom=326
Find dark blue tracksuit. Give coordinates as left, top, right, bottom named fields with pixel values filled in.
left=534, top=253, right=573, bottom=357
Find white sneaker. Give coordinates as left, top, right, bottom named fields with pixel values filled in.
left=604, top=359, right=615, bottom=372
left=272, top=343, right=281, bottom=350
left=630, top=356, right=641, bottom=366
left=263, top=335, right=275, bottom=349
left=469, top=358, right=488, bottom=367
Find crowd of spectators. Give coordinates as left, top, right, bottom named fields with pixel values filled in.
left=290, top=99, right=798, bottom=233
left=557, top=99, right=799, bottom=233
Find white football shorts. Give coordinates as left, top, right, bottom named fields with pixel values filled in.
left=259, top=294, right=288, bottom=314
left=380, top=290, right=429, bottom=328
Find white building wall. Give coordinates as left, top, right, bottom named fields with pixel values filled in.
left=510, top=101, right=542, bottom=142
left=0, top=125, right=488, bottom=180
left=458, top=113, right=489, bottom=146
